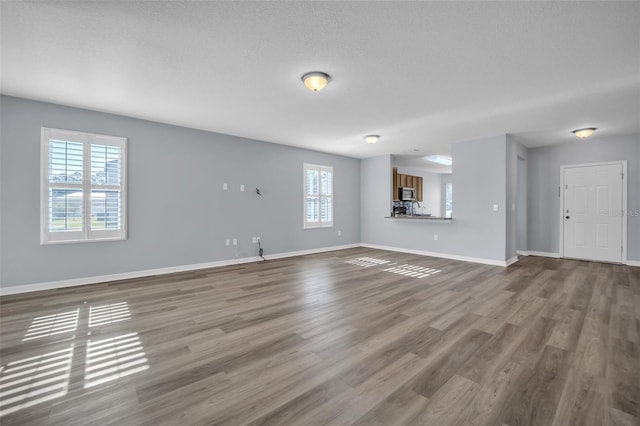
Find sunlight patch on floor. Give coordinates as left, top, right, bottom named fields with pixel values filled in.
left=84, top=332, right=148, bottom=388
left=0, top=345, right=73, bottom=416
left=345, top=257, right=391, bottom=268
left=22, top=309, right=79, bottom=341
left=89, top=302, right=131, bottom=327
left=383, top=264, right=441, bottom=278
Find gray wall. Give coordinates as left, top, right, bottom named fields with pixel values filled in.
left=0, top=96, right=361, bottom=287
left=361, top=135, right=508, bottom=262
left=360, top=154, right=393, bottom=243
left=527, top=133, right=640, bottom=261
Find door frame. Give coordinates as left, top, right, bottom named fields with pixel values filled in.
left=559, top=160, right=628, bottom=264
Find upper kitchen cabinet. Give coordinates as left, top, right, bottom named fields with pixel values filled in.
left=393, top=167, right=423, bottom=202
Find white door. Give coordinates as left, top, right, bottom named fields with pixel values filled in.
left=563, top=163, right=623, bottom=263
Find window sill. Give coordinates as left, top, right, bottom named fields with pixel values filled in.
left=303, top=224, right=334, bottom=229
left=41, top=236, right=127, bottom=245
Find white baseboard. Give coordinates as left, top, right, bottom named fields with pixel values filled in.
left=5, top=242, right=628, bottom=296
left=505, top=256, right=519, bottom=266
left=360, top=243, right=513, bottom=267
left=0, top=243, right=360, bottom=296
left=262, top=244, right=360, bottom=261
left=517, top=250, right=529, bottom=256
left=526, top=251, right=561, bottom=258
left=523, top=251, right=639, bottom=266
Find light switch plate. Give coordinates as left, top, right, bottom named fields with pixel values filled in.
left=240, top=185, right=245, bottom=192
left=493, top=204, right=499, bottom=212
left=223, top=183, right=228, bottom=191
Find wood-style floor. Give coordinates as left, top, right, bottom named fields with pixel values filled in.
left=1, top=248, right=638, bottom=425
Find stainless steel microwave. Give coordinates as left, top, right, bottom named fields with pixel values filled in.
left=399, top=187, right=415, bottom=201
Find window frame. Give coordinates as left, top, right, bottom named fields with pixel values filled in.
left=444, top=182, right=453, bottom=218
left=40, top=127, right=128, bottom=245
left=303, top=163, right=334, bottom=229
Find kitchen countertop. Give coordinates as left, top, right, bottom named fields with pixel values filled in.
left=385, top=215, right=452, bottom=221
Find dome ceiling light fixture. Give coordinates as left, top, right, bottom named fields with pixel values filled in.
left=572, top=127, right=597, bottom=139
left=364, top=135, right=380, bottom=144
left=301, top=71, right=331, bottom=92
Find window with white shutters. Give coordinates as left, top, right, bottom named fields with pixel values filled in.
left=303, top=163, right=333, bottom=229
left=41, top=128, right=127, bottom=244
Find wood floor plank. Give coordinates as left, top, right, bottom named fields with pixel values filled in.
left=0, top=248, right=637, bottom=425
left=547, top=307, right=586, bottom=351
left=291, top=352, right=430, bottom=425
left=503, top=344, right=572, bottom=426
left=607, top=337, right=640, bottom=418
left=246, top=377, right=352, bottom=426
left=610, top=304, right=639, bottom=343
left=552, top=368, right=605, bottom=426
left=510, top=315, right=557, bottom=368
left=410, top=374, right=481, bottom=425
left=458, top=322, right=522, bottom=385
left=409, top=328, right=492, bottom=399
left=113, top=372, right=233, bottom=425
left=457, top=360, right=525, bottom=426
left=351, top=386, right=429, bottom=426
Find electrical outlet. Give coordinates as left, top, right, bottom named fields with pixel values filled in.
left=223, top=183, right=228, bottom=191
left=233, top=238, right=238, bottom=246
left=338, top=230, right=342, bottom=236
left=240, top=185, right=245, bottom=192
left=256, top=237, right=260, bottom=243
left=434, top=234, right=438, bottom=241
left=225, top=239, right=230, bottom=246
left=252, top=237, right=257, bottom=243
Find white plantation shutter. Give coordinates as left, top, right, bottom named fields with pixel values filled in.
left=303, top=164, right=333, bottom=228
left=90, top=139, right=123, bottom=233
left=41, top=128, right=127, bottom=244
left=47, top=137, right=84, bottom=235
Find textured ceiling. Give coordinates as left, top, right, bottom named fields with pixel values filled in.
left=1, top=1, right=639, bottom=159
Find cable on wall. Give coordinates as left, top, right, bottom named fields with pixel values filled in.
left=258, top=238, right=265, bottom=261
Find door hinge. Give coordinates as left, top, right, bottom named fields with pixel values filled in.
left=621, top=172, right=624, bottom=180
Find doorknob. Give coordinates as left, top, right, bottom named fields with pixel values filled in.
left=565, top=216, right=570, bottom=219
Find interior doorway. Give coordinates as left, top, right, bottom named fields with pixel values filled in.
left=516, top=157, right=527, bottom=252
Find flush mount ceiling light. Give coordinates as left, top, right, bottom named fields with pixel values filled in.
left=572, top=128, right=596, bottom=139
left=426, top=155, right=452, bottom=166
left=364, top=135, right=380, bottom=144
left=301, top=72, right=331, bottom=92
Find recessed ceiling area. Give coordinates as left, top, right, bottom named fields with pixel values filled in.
left=1, top=2, right=638, bottom=158
left=393, top=155, right=452, bottom=174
